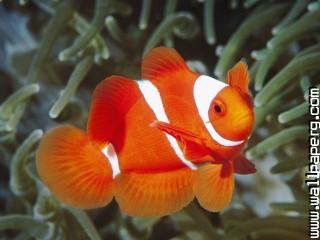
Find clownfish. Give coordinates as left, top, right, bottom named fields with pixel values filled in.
left=36, top=47, right=256, bottom=217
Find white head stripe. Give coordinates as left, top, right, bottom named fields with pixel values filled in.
left=102, top=143, right=120, bottom=178
left=193, top=75, right=244, bottom=147
left=137, top=80, right=197, bottom=170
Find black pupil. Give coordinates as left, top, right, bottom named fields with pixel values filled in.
left=214, top=104, right=221, bottom=113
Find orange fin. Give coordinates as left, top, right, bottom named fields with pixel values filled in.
left=114, top=168, right=194, bottom=217
left=87, top=75, right=140, bottom=147
left=233, top=155, right=256, bottom=175
left=194, top=162, right=234, bottom=212
left=150, top=120, right=213, bottom=161
left=36, top=125, right=113, bottom=209
left=142, top=47, right=198, bottom=85
left=227, top=61, right=250, bottom=94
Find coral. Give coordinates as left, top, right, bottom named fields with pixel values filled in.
left=0, top=0, right=314, bottom=239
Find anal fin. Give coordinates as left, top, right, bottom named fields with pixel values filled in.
left=114, top=168, right=195, bottom=217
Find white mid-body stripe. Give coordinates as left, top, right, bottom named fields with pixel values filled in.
left=102, top=143, right=121, bottom=178
left=193, top=75, right=244, bottom=147
left=137, top=80, right=197, bottom=170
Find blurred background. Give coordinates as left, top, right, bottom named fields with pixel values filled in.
left=0, top=0, right=313, bottom=239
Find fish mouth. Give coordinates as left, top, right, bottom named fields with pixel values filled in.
left=232, top=113, right=253, bottom=135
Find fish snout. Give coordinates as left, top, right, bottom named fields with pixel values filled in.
left=232, top=112, right=254, bottom=139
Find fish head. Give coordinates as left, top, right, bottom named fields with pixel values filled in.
left=208, top=61, right=254, bottom=142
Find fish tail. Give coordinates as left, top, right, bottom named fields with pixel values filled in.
left=114, top=168, right=195, bottom=217
left=36, top=125, right=113, bottom=209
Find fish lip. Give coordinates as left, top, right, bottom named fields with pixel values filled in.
left=232, top=113, right=252, bottom=131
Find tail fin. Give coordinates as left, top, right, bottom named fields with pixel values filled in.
left=36, top=125, right=113, bottom=209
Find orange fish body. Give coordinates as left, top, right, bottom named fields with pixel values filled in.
left=36, top=47, right=255, bottom=217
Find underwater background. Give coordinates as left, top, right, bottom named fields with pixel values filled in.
left=0, top=0, right=314, bottom=239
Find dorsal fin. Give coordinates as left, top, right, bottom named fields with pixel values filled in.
left=142, top=47, right=197, bottom=84
left=87, top=75, right=140, bottom=147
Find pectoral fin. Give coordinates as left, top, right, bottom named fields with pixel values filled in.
left=150, top=121, right=213, bottom=161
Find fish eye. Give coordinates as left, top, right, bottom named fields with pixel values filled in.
left=211, top=99, right=225, bottom=115
left=214, top=104, right=222, bottom=113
